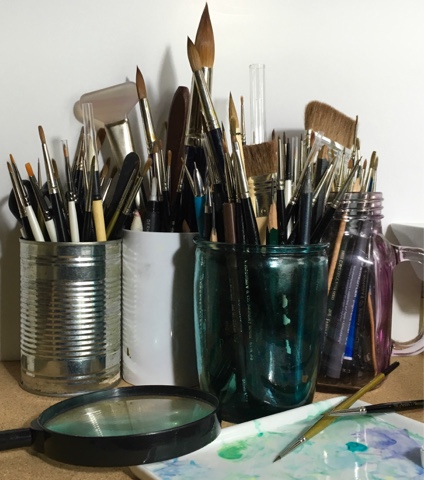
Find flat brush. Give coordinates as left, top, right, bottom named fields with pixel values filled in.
left=78, top=82, right=138, bottom=167
left=38, top=125, right=70, bottom=242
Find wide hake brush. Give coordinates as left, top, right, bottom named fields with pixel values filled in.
left=77, top=82, right=139, bottom=167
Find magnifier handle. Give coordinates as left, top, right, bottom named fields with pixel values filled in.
left=0, top=428, right=33, bottom=451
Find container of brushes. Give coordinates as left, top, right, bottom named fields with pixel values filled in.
left=121, top=230, right=198, bottom=388
left=317, top=192, right=424, bottom=393
left=19, top=239, right=122, bottom=396
left=193, top=238, right=328, bottom=423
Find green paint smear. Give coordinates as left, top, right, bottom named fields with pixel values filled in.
left=218, top=440, right=249, bottom=460
left=346, top=441, right=368, bottom=452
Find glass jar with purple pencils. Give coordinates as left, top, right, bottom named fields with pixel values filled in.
left=317, top=192, right=424, bottom=392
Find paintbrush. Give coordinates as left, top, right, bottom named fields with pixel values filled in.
left=38, top=126, right=70, bottom=242
left=82, top=102, right=106, bottom=242
left=326, top=399, right=424, bottom=417
left=304, top=101, right=358, bottom=223
left=78, top=82, right=139, bottom=167
left=165, top=86, right=189, bottom=204
left=273, top=361, right=400, bottom=462
left=230, top=118, right=260, bottom=245
left=62, top=140, right=80, bottom=242
left=25, top=162, right=57, bottom=242
left=186, top=37, right=226, bottom=185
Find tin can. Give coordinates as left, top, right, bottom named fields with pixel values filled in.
left=20, top=239, right=122, bottom=396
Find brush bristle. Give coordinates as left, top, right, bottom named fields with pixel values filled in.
left=304, top=101, right=357, bottom=149
left=195, top=3, right=215, bottom=68
left=187, top=37, right=202, bottom=73
left=25, top=162, right=34, bottom=177
left=136, top=67, right=147, bottom=99
left=243, top=142, right=277, bottom=178
left=228, top=93, right=240, bottom=131
left=38, top=125, right=46, bottom=144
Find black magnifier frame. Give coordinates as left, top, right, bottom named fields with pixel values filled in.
left=0, top=385, right=221, bottom=467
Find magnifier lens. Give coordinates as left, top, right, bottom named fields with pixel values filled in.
left=43, top=395, right=216, bottom=437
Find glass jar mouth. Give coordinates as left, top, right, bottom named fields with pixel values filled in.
left=193, top=237, right=328, bottom=255
left=335, top=191, right=384, bottom=218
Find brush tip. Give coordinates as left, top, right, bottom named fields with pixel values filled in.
left=195, top=2, right=215, bottom=68
left=187, top=37, right=202, bottom=72
left=135, top=66, right=147, bottom=99
left=38, top=125, right=46, bottom=144
left=25, top=162, right=34, bottom=177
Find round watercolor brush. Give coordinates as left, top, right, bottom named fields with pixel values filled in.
left=186, top=36, right=226, bottom=186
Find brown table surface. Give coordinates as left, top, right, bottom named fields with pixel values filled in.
left=0, top=356, right=423, bottom=479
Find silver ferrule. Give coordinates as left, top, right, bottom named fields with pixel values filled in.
left=193, top=69, right=219, bottom=131
left=139, top=98, right=157, bottom=153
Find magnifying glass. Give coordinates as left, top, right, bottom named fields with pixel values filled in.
left=0, top=385, right=221, bottom=467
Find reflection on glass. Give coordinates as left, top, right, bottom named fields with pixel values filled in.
left=44, top=395, right=214, bottom=437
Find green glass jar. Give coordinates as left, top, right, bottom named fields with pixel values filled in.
left=193, top=239, right=328, bottom=423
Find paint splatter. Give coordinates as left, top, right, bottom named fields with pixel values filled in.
left=135, top=400, right=424, bottom=480
left=346, top=441, right=368, bottom=452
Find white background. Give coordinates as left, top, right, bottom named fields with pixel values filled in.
left=0, top=0, right=423, bottom=359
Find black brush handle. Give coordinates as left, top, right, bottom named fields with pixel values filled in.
left=311, top=205, right=336, bottom=244
left=276, top=188, right=286, bottom=244
left=50, top=193, right=70, bottom=242
left=207, top=128, right=226, bottom=185
left=241, top=197, right=260, bottom=245
left=104, top=152, right=139, bottom=226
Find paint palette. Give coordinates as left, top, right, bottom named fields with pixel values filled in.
left=131, top=397, right=424, bottom=479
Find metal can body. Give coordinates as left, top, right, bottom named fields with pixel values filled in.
left=20, top=239, right=122, bottom=396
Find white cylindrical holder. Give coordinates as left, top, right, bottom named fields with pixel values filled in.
left=122, top=230, right=198, bottom=387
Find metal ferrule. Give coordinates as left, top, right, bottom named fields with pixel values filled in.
left=186, top=67, right=213, bottom=144
left=193, top=69, right=219, bottom=132
left=43, top=147, right=58, bottom=195
left=233, top=141, right=249, bottom=199
left=139, top=98, right=157, bottom=153
left=105, top=118, right=135, bottom=167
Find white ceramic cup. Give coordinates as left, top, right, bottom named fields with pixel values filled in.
left=122, top=230, right=198, bottom=387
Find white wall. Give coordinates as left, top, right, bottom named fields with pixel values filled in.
left=0, top=0, right=423, bottom=359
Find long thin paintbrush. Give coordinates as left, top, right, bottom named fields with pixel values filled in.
left=273, top=361, right=400, bottom=462
left=38, top=126, right=70, bottom=242
left=186, top=37, right=226, bottom=186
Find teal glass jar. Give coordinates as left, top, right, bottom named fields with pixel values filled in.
left=193, top=239, right=328, bottom=423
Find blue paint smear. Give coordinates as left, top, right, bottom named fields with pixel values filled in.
left=346, top=441, right=368, bottom=452
left=143, top=412, right=424, bottom=479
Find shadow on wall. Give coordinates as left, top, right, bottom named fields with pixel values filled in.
left=0, top=223, right=21, bottom=360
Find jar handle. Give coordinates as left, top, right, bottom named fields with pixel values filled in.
left=391, top=242, right=424, bottom=356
